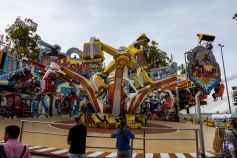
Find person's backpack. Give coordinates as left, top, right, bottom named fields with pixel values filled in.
left=0, top=144, right=7, bottom=158
left=220, top=140, right=232, bottom=158
left=0, top=144, right=26, bottom=158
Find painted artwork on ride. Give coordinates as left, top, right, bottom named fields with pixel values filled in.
left=0, top=50, right=17, bottom=74
left=56, top=47, right=100, bottom=78
left=79, top=113, right=145, bottom=129
left=83, top=40, right=104, bottom=62
left=187, top=46, right=221, bottom=94
left=148, top=62, right=177, bottom=81
left=126, top=114, right=146, bottom=128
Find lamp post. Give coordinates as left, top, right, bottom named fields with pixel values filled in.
left=218, top=44, right=232, bottom=114
left=233, top=13, right=237, bottom=20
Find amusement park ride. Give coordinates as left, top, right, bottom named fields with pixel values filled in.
left=0, top=33, right=226, bottom=126
left=23, top=34, right=177, bottom=115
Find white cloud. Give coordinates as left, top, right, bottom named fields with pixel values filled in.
left=0, top=0, right=236, bottom=70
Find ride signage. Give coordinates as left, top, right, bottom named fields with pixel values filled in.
left=187, top=45, right=221, bottom=95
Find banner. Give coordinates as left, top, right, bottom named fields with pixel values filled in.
left=187, top=46, right=221, bottom=94
left=149, top=62, right=177, bottom=81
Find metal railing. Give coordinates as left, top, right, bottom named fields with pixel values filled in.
left=19, top=120, right=144, bottom=158
left=141, top=127, right=199, bottom=158
left=20, top=120, right=199, bottom=158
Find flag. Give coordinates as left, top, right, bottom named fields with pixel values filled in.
left=0, top=34, right=3, bottom=44
left=0, top=51, right=6, bottom=69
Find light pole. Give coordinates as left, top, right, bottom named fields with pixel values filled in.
left=218, top=44, right=232, bottom=114
left=233, top=13, right=237, bottom=20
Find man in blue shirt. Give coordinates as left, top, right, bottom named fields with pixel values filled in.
left=111, top=119, right=135, bottom=158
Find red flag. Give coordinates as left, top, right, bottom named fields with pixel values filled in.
left=0, top=34, right=3, bottom=43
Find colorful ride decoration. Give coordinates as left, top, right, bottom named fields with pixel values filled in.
left=90, top=74, right=108, bottom=97
left=149, top=62, right=178, bottom=81
left=133, top=70, right=153, bottom=91
left=83, top=38, right=104, bottom=63
left=61, top=92, right=78, bottom=116
left=54, top=86, right=81, bottom=117
left=0, top=50, right=18, bottom=75
left=164, top=93, right=172, bottom=109
left=187, top=34, right=221, bottom=95
left=38, top=40, right=62, bottom=56
left=213, top=83, right=225, bottom=99
left=79, top=113, right=145, bottom=129
left=66, top=47, right=82, bottom=60
left=39, top=40, right=97, bottom=78
left=0, top=92, right=31, bottom=118
left=177, top=78, right=208, bottom=111
left=32, top=94, right=49, bottom=116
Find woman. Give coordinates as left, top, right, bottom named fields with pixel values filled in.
left=213, top=127, right=226, bottom=157
left=213, top=124, right=237, bottom=158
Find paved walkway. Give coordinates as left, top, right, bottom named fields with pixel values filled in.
left=1, top=140, right=215, bottom=157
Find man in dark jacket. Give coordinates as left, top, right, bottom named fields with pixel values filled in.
left=67, top=116, right=87, bottom=158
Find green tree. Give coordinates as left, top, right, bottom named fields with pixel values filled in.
left=97, top=62, right=106, bottom=72
left=145, top=40, right=171, bottom=69
left=5, top=17, right=41, bottom=60
left=178, top=63, right=186, bottom=75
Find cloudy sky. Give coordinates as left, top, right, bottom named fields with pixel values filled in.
left=0, top=0, right=236, bottom=84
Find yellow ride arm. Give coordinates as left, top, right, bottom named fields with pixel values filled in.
left=101, top=42, right=118, bottom=57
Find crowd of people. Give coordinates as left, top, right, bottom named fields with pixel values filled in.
left=3, top=118, right=237, bottom=158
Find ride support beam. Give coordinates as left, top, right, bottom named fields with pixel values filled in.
left=60, top=66, right=101, bottom=113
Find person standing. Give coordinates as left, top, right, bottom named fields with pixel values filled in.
left=213, top=122, right=237, bottom=158
left=67, top=116, right=87, bottom=158
left=224, top=122, right=237, bottom=158
left=3, top=125, right=31, bottom=158
left=111, top=119, right=135, bottom=158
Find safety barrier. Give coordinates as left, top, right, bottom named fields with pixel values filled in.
left=141, top=127, right=199, bottom=158
left=20, top=120, right=199, bottom=158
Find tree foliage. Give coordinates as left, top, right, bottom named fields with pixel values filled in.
left=145, top=40, right=172, bottom=69
left=178, top=63, right=186, bottom=75
left=5, top=17, right=41, bottom=60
